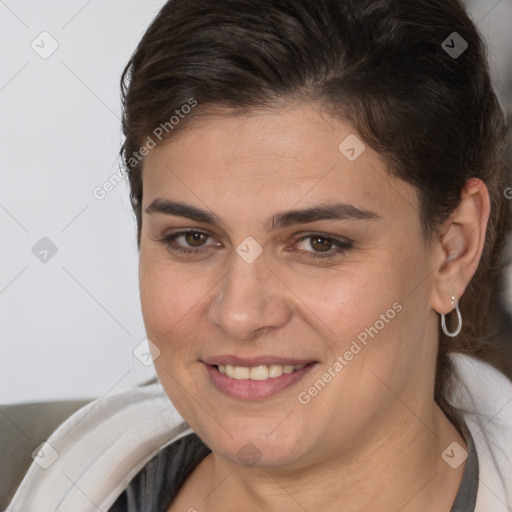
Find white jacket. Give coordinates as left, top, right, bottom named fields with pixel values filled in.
left=6, top=354, right=512, bottom=511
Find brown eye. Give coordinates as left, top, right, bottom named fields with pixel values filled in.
left=309, top=236, right=333, bottom=252
left=184, top=231, right=209, bottom=247
left=294, top=233, right=352, bottom=259
left=159, top=230, right=219, bottom=255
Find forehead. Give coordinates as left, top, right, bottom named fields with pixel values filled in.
left=141, top=105, right=419, bottom=227
left=146, top=106, right=356, bottom=170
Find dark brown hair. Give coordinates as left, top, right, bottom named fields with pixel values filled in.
left=120, top=0, right=511, bottom=427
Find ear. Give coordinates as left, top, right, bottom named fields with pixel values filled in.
left=430, top=178, right=490, bottom=315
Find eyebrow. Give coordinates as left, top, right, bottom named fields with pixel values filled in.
left=144, top=199, right=379, bottom=230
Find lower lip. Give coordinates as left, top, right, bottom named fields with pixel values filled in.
left=204, top=363, right=316, bottom=400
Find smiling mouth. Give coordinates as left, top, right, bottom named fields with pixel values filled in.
left=213, top=363, right=309, bottom=380
left=205, top=361, right=317, bottom=400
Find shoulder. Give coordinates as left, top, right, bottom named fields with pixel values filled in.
left=109, top=431, right=211, bottom=512
left=6, top=382, right=190, bottom=512
left=448, top=353, right=512, bottom=511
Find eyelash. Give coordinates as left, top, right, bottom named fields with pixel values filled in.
left=158, top=230, right=352, bottom=259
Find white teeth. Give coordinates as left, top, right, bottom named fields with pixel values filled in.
left=217, top=363, right=307, bottom=380
left=233, top=366, right=250, bottom=379
left=268, top=364, right=284, bottom=378
left=249, top=365, right=269, bottom=380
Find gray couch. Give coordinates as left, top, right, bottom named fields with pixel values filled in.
left=0, top=398, right=94, bottom=510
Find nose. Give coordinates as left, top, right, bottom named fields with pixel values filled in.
left=208, top=254, right=293, bottom=341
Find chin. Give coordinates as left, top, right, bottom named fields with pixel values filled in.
left=204, top=422, right=308, bottom=468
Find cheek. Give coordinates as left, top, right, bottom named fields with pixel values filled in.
left=277, top=258, right=402, bottom=346
left=139, top=257, right=208, bottom=350
left=138, top=258, right=210, bottom=416
left=289, top=253, right=424, bottom=376
left=325, top=265, right=430, bottom=396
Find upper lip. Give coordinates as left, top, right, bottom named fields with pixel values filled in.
left=203, top=355, right=316, bottom=366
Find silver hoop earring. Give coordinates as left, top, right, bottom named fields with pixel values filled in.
left=441, top=297, right=462, bottom=337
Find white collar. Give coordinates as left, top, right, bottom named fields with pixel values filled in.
left=449, top=354, right=512, bottom=511
left=6, top=383, right=191, bottom=511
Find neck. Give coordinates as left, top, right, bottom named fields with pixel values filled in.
left=196, top=403, right=466, bottom=512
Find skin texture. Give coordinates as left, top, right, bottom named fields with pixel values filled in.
left=138, top=105, right=490, bottom=512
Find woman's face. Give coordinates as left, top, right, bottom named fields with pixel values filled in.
left=139, top=105, right=440, bottom=468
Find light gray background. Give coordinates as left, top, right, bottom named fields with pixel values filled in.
left=1, top=0, right=511, bottom=404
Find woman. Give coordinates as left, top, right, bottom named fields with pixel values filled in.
left=7, top=0, right=512, bottom=510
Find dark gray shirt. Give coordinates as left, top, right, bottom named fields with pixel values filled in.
left=108, top=424, right=478, bottom=511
